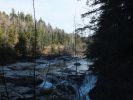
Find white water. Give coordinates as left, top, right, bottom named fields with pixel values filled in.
left=69, top=59, right=97, bottom=100
left=79, top=72, right=97, bottom=100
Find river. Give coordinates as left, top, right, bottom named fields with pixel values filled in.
left=0, top=56, right=97, bottom=100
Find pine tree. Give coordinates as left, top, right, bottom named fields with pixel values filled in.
left=84, top=0, right=133, bottom=100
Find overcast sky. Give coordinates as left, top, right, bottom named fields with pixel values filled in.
left=0, top=0, right=87, bottom=33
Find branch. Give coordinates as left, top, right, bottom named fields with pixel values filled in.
left=81, top=8, right=100, bottom=18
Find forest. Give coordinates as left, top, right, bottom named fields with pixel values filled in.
left=0, top=0, right=133, bottom=100
left=84, top=0, right=133, bottom=100
left=0, top=9, right=85, bottom=64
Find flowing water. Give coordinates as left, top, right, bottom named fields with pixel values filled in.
left=38, top=57, right=97, bottom=100
left=0, top=56, right=97, bottom=100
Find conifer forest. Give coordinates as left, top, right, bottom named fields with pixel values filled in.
left=0, top=0, right=133, bottom=100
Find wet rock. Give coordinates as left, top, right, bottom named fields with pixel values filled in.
left=22, top=94, right=34, bottom=100
left=7, top=62, right=34, bottom=70
left=39, top=81, right=54, bottom=95
left=48, top=94, right=70, bottom=100
left=36, top=64, right=48, bottom=69
left=59, top=68, right=76, bottom=74
left=0, top=76, right=43, bottom=86
left=74, top=62, right=81, bottom=66
left=40, top=88, right=54, bottom=95
left=0, top=66, right=11, bottom=72
left=47, top=83, right=76, bottom=100
left=68, top=74, right=85, bottom=84
left=0, top=85, right=6, bottom=92
left=45, top=75, right=59, bottom=84
left=5, top=70, right=40, bottom=77
left=13, top=87, right=31, bottom=94
left=0, top=84, right=34, bottom=100
left=56, top=84, right=75, bottom=95
left=0, top=57, right=92, bottom=100
left=36, top=59, right=48, bottom=64
left=12, top=95, right=34, bottom=100
left=58, top=56, right=73, bottom=61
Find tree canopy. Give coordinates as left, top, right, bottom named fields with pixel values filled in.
left=83, top=0, right=133, bottom=99
left=0, top=9, right=84, bottom=64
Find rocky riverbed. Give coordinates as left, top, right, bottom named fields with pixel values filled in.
left=0, top=56, right=97, bottom=100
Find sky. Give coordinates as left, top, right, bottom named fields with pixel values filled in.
left=0, top=0, right=88, bottom=33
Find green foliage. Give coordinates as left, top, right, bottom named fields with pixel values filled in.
left=0, top=26, right=4, bottom=46
left=7, top=25, right=18, bottom=47
left=0, top=10, right=84, bottom=58
left=15, top=33, right=27, bottom=56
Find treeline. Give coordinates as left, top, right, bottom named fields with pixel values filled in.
left=83, top=0, right=133, bottom=100
left=0, top=9, right=84, bottom=64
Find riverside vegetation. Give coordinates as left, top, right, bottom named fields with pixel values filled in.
left=0, top=9, right=85, bottom=65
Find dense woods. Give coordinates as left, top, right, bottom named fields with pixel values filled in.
left=0, top=9, right=84, bottom=64
left=83, top=0, right=133, bottom=100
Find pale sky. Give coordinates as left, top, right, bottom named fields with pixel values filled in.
left=0, top=0, right=87, bottom=33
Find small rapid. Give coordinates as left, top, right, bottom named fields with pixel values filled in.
left=0, top=56, right=97, bottom=100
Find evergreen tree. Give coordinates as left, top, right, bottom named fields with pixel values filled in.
left=0, top=9, right=83, bottom=60
left=84, top=0, right=133, bottom=99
